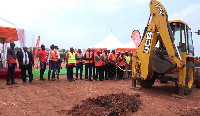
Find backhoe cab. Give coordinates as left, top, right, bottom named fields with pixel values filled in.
left=131, top=0, right=200, bottom=98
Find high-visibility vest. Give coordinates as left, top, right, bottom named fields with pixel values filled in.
left=125, top=56, right=130, bottom=64
left=68, top=52, right=75, bottom=64
left=109, top=53, right=117, bottom=64
left=118, top=56, right=125, bottom=66
left=49, top=50, right=58, bottom=61
left=95, top=54, right=102, bottom=66
left=76, top=53, right=83, bottom=63
left=85, top=52, right=93, bottom=64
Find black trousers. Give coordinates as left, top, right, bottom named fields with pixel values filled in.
left=118, top=66, right=125, bottom=79
left=40, top=62, right=46, bottom=79
left=95, top=66, right=102, bottom=80
left=92, top=62, right=95, bottom=78
left=102, top=64, right=109, bottom=79
left=48, top=60, right=56, bottom=79
left=76, top=62, right=83, bottom=79
left=107, top=63, right=111, bottom=78
left=85, top=63, right=92, bottom=80
left=6, top=63, right=16, bottom=82
left=110, top=64, right=116, bottom=79
left=67, top=65, right=75, bottom=80
left=21, top=64, right=33, bottom=82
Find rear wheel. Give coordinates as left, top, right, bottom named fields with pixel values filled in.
left=196, top=70, right=200, bottom=88
left=184, top=62, right=195, bottom=95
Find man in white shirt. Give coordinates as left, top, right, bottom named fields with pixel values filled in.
left=18, top=47, right=34, bottom=83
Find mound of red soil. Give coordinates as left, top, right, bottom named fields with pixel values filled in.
left=181, top=108, right=200, bottom=116
left=68, top=93, right=141, bottom=116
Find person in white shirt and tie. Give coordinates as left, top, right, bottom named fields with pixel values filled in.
left=18, top=47, right=34, bottom=83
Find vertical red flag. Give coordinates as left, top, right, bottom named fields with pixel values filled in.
left=33, top=36, right=40, bottom=61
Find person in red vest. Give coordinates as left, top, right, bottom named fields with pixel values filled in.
left=109, top=50, right=117, bottom=80
left=75, top=49, right=83, bottom=80
left=118, top=51, right=126, bottom=80
left=84, top=48, right=93, bottom=81
left=47, top=44, right=59, bottom=81
left=95, top=49, right=103, bottom=81
left=6, top=42, right=17, bottom=85
left=38, top=44, right=47, bottom=81
left=102, top=49, right=109, bottom=80
left=92, top=48, right=96, bottom=80
left=107, top=50, right=111, bottom=79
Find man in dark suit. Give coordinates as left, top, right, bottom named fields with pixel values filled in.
left=18, top=47, right=34, bottom=83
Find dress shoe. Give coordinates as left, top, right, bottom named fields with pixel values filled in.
left=7, top=81, right=12, bottom=85
left=71, top=78, right=75, bottom=81
left=68, top=79, right=72, bottom=82
left=29, top=80, right=32, bottom=83
left=80, top=78, right=84, bottom=80
left=40, top=78, right=45, bottom=81
left=89, top=79, right=93, bottom=81
left=85, top=79, right=88, bottom=81
left=11, top=81, right=17, bottom=84
left=57, top=77, right=59, bottom=79
left=76, top=78, right=78, bottom=80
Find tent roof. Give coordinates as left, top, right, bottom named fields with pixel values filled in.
left=0, top=27, right=18, bottom=43
left=90, top=32, right=125, bottom=49
left=124, top=41, right=136, bottom=48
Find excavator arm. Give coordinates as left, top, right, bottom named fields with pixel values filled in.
left=133, top=0, right=186, bottom=81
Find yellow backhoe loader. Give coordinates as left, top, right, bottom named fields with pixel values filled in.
left=131, top=0, right=200, bottom=98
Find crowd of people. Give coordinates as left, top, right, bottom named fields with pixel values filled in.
left=1, top=42, right=134, bottom=85
left=43, top=44, right=133, bottom=82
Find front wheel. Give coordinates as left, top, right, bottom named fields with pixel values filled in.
left=184, top=62, right=195, bottom=95
left=138, top=78, right=155, bottom=88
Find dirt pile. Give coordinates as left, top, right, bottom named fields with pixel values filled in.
left=68, top=93, right=141, bottom=116
left=181, top=108, right=200, bottom=116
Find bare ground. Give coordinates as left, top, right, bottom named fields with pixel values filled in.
left=0, top=75, right=200, bottom=116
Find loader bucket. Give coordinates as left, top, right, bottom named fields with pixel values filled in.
left=151, top=49, right=176, bottom=74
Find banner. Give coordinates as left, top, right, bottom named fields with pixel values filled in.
left=17, top=28, right=26, bottom=51
left=33, top=36, right=40, bottom=61
left=131, top=30, right=141, bottom=48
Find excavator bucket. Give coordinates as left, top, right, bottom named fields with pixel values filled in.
left=151, top=49, right=176, bottom=74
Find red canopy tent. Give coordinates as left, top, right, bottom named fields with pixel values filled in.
left=0, top=27, right=23, bottom=79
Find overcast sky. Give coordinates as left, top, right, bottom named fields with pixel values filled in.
left=0, top=0, right=200, bottom=55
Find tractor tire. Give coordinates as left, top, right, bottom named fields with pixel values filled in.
left=138, top=78, right=155, bottom=88
left=184, top=62, right=195, bottom=95
left=196, top=70, right=200, bottom=88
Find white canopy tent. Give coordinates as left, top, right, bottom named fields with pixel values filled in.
left=124, top=41, right=136, bottom=48
left=89, top=32, right=125, bottom=50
